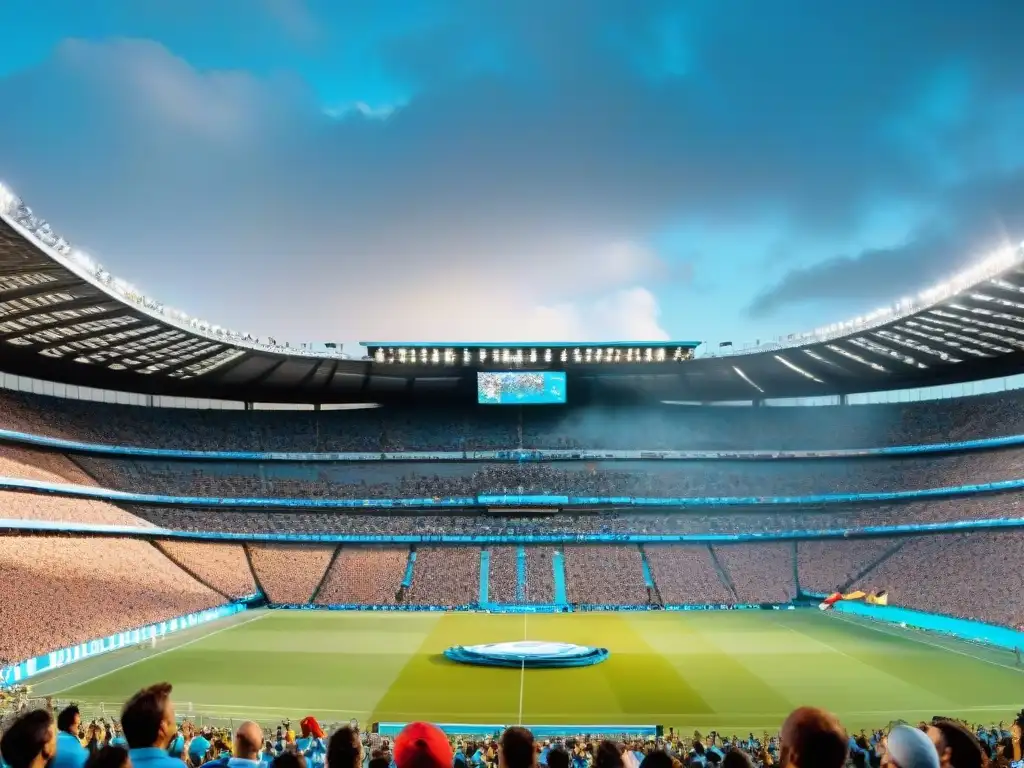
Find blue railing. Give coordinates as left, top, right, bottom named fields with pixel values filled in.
left=479, top=549, right=490, bottom=605
left=5, top=515, right=1024, bottom=543
left=516, top=546, right=527, bottom=602
left=553, top=550, right=568, bottom=604
left=3, top=426, right=1024, bottom=463
left=5, top=475, right=1024, bottom=510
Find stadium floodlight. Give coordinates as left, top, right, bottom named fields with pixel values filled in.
left=0, top=181, right=354, bottom=359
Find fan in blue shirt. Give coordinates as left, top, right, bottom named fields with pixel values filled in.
left=52, top=706, right=88, bottom=768
left=190, top=733, right=213, bottom=766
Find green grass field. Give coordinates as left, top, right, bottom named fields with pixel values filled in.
left=28, top=609, right=1024, bottom=734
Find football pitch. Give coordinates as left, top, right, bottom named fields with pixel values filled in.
left=30, top=610, right=1024, bottom=733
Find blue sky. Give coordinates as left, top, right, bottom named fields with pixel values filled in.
left=0, top=0, right=1022, bottom=351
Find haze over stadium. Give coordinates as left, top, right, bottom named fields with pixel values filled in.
left=5, top=4, right=1024, bottom=768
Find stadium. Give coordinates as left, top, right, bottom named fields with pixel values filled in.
left=3, top=176, right=1024, bottom=758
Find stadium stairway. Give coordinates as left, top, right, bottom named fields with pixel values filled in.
left=479, top=548, right=490, bottom=604
left=310, top=545, right=343, bottom=603
left=708, top=545, right=739, bottom=601
left=242, top=543, right=268, bottom=601
left=790, top=541, right=801, bottom=593
left=552, top=548, right=568, bottom=605
left=151, top=541, right=233, bottom=602
left=402, top=549, right=416, bottom=589
left=638, top=545, right=663, bottom=606
left=516, top=546, right=527, bottom=602
left=842, top=539, right=907, bottom=592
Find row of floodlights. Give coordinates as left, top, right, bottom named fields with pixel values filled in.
left=797, top=243, right=1024, bottom=341
left=0, top=181, right=348, bottom=357
left=372, top=347, right=695, bottom=365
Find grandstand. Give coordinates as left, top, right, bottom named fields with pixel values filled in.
left=4, top=184, right=1024, bottom=741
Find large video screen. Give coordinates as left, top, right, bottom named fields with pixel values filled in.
left=477, top=371, right=566, bottom=405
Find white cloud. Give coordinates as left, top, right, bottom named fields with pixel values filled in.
left=529, top=287, right=670, bottom=342
left=0, top=40, right=672, bottom=345
left=325, top=102, right=402, bottom=121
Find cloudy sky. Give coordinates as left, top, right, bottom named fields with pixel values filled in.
left=0, top=0, right=1022, bottom=353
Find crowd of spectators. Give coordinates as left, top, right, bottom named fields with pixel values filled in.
left=713, top=544, right=797, bottom=604
left=488, top=547, right=519, bottom=604
left=848, top=532, right=1024, bottom=628
left=124, top=491, right=1024, bottom=537
left=313, top=547, right=408, bottom=606
left=644, top=546, right=734, bottom=605
left=5, top=690, right=1017, bottom=768
left=0, top=536, right=223, bottom=665
left=524, top=547, right=555, bottom=603
left=154, top=542, right=258, bottom=600
left=7, top=386, right=1024, bottom=452
left=796, top=540, right=899, bottom=596
left=563, top=547, right=651, bottom=605
left=70, top=448, right=1024, bottom=502
left=246, top=545, right=336, bottom=605
left=405, top=547, right=479, bottom=607
left=0, top=445, right=151, bottom=527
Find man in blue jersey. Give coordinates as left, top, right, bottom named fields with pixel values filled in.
left=53, top=706, right=88, bottom=768
left=120, top=682, right=185, bottom=768
left=0, top=710, right=58, bottom=768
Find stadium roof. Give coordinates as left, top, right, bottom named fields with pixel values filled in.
left=3, top=182, right=1024, bottom=404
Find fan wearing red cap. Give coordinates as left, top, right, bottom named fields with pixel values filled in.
left=394, top=723, right=454, bottom=768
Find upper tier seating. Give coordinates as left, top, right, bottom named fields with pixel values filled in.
left=69, top=447, right=1024, bottom=499
left=5, top=387, right=1024, bottom=452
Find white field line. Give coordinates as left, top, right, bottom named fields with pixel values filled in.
left=826, top=611, right=1024, bottom=675
left=45, top=610, right=270, bottom=693
left=60, top=702, right=1022, bottom=720
left=518, top=613, right=527, bottom=725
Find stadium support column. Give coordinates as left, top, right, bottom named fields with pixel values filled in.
left=245, top=401, right=254, bottom=411
left=552, top=549, right=568, bottom=606
left=479, top=548, right=490, bottom=606
left=516, top=546, right=527, bottom=602
left=840, top=393, right=848, bottom=405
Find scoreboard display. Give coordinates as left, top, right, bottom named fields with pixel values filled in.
left=477, top=371, right=566, bottom=405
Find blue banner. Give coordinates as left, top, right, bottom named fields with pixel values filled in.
left=0, top=603, right=247, bottom=688
left=3, top=426, right=1023, bottom=463
left=2, top=474, right=1024, bottom=510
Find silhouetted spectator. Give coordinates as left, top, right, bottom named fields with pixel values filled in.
left=0, top=710, right=57, bottom=768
